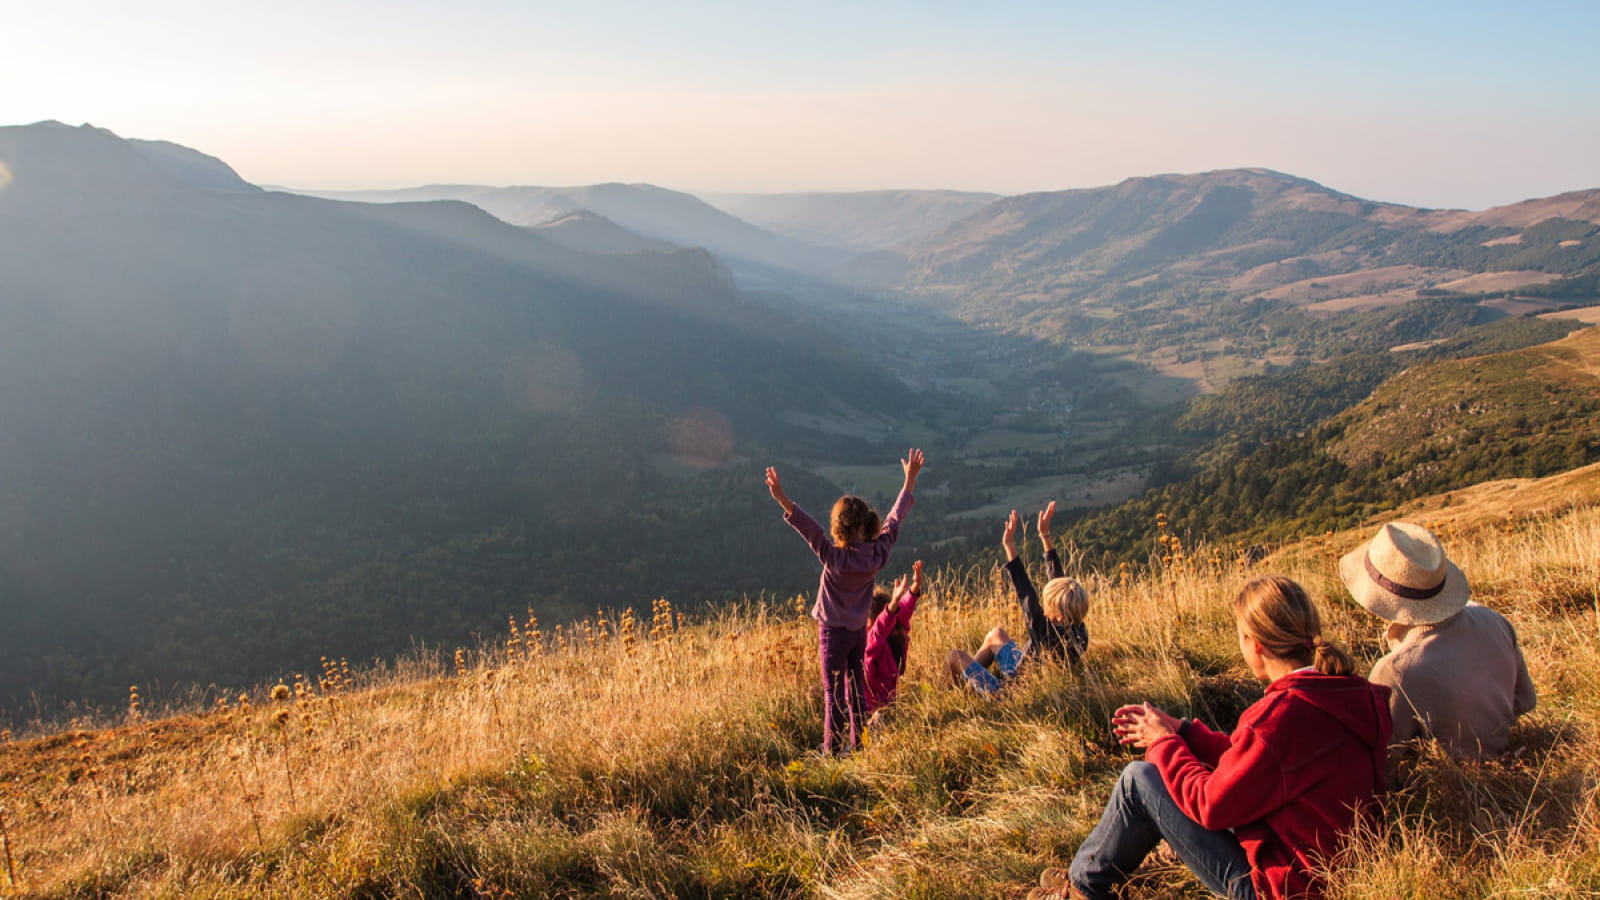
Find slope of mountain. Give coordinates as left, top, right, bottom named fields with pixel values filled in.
left=0, top=122, right=911, bottom=709
left=7, top=461, right=1597, bottom=899
left=301, top=182, right=857, bottom=279
left=696, top=189, right=1000, bottom=251
left=1067, top=325, right=1600, bottom=557
left=884, top=168, right=1600, bottom=391
left=526, top=209, right=678, bottom=254
left=905, top=169, right=1600, bottom=299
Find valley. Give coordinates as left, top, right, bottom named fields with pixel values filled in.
left=2, top=122, right=1598, bottom=721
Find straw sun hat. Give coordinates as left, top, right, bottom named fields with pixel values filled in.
left=1339, top=521, right=1470, bottom=625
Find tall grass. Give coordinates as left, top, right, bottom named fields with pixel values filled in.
left=1, top=497, right=1597, bottom=899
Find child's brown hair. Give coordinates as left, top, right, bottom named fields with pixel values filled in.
left=870, top=585, right=893, bottom=622
left=830, top=495, right=881, bottom=548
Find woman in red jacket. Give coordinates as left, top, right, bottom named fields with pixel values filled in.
left=1040, top=576, right=1392, bottom=900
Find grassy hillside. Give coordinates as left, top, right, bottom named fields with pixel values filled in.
left=4, top=465, right=1597, bottom=899
left=1069, top=325, right=1600, bottom=558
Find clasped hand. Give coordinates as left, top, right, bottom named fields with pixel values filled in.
left=1111, top=702, right=1182, bottom=749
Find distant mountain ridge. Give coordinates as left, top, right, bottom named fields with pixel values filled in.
left=301, top=182, right=858, bottom=280
left=901, top=167, right=1600, bottom=301
left=298, top=169, right=1600, bottom=317
left=695, top=189, right=1000, bottom=252
left=526, top=209, right=679, bottom=255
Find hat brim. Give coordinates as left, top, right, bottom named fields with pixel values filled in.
left=1339, top=545, right=1470, bottom=625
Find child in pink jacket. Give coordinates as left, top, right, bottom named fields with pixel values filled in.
left=865, top=560, right=923, bottom=714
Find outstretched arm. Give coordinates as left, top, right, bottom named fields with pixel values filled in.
left=1036, top=501, right=1056, bottom=553
left=887, top=572, right=910, bottom=614
left=1002, top=509, right=1021, bottom=562
left=900, top=448, right=924, bottom=494
left=765, top=467, right=795, bottom=515
left=1037, top=500, right=1064, bottom=579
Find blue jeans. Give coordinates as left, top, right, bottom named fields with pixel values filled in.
left=1070, top=761, right=1255, bottom=900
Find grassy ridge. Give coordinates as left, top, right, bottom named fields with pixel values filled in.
left=2, top=466, right=1598, bottom=898
left=1069, top=326, right=1600, bottom=560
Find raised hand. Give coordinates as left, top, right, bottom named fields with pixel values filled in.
left=900, top=448, right=925, bottom=489
left=1002, top=509, right=1021, bottom=561
left=765, top=466, right=794, bottom=513
left=1037, top=500, right=1057, bottom=551
left=909, top=559, right=924, bottom=595
left=891, top=572, right=911, bottom=610
left=1111, top=703, right=1182, bottom=748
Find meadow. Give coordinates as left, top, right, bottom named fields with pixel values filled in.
left=1, top=468, right=1597, bottom=899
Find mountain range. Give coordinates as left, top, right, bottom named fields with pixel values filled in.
left=3, top=119, right=1597, bottom=714
left=0, top=121, right=907, bottom=709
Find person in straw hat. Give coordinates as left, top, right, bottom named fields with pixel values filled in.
left=1340, top=521, right=1535, bottom=763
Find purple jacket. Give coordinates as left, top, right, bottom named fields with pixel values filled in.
left=784, top=489, right=914, bottom=630
left=864, top=589, right=919, bottom=712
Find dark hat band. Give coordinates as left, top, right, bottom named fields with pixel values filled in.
left=1364, top=553, right=1445, bottom=601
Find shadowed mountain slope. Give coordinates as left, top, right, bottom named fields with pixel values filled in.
left=0, top=122, right=909, bottom=708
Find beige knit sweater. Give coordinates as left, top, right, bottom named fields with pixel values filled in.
left=1370, top=601, right=1536, bottom=761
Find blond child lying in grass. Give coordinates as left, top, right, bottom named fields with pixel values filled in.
left=946, top=501, right=1089, bottom=694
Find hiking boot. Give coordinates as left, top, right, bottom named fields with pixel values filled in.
left=1029, top=868, right=1090, bottom=900
left=1026, top=887, right=1090, bottom=900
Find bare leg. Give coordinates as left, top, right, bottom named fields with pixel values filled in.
left=973, top=626, right=1012, bottom=668
left=947, top=648, right=975, bottom=684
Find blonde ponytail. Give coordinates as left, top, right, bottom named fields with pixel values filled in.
left=1309, top=634, right=1357, bottom=677
left=1235, top=576, right=1355, bottom=675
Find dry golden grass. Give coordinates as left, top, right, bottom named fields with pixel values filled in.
left=1, top=472, right=1597, bottom=899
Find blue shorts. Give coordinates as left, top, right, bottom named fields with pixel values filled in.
left=995, top=640, right=1024, bottom=678
left=963, top=660, right=1002, bottom=695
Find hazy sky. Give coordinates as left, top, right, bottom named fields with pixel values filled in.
left=7, top=0, right=1598, bottom=208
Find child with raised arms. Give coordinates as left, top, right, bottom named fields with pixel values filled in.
left=947, top=501, right=1089, bottom=695
left=766, top=449, right=924, bottom=754
left=864, top=559, right=924, bottom=716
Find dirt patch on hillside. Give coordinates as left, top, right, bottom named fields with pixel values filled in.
left=1258, top=265, right=1467, bottom=306
left=1306, top=289, right=1423, bottom=313
left=1541, top=307, right=1600, bottom=324
left=1435, top=271, right=1562, bottom=294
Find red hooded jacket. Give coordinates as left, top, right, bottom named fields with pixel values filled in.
left=1146, top=672, right=1392, bottom=900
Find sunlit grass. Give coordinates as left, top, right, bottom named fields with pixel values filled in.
left=1, top=479, right=1596, bottom=898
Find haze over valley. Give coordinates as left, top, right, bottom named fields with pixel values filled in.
left=2, top=119, right=1598, bottom=716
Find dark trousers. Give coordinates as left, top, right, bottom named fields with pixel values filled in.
left=818, top=624, right=867, bottom=754
left=1070, top=761, right=1256, bottom=900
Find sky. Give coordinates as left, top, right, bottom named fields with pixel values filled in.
left=6, top=0, right=1599, bottom=209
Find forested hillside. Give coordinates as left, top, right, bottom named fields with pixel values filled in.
left=1068, top=325, right=1600, bottom=558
